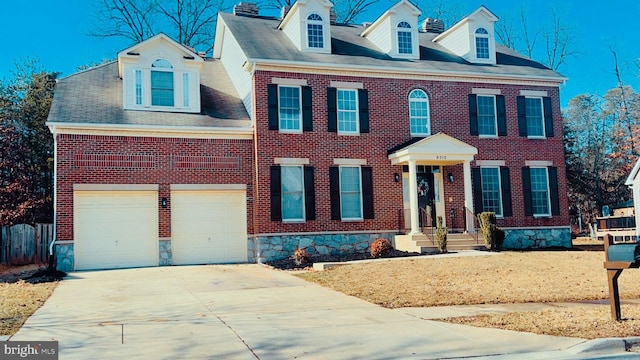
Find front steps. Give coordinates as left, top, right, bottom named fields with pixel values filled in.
left=394, top=232, right=484, bottom=253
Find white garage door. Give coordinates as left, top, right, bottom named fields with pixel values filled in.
left=171, top=190, right=247, bottom=265
left=74, top=190, right=158, bottom=270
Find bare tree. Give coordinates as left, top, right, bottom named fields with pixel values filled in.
left=542, top=12, right=577, bottom=70
left=89, top=0, right=156, bottom=43
left=337, top=0, right=382, bottom=24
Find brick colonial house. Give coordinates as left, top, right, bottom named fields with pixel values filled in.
left=48, top=0, right=570, bottom=271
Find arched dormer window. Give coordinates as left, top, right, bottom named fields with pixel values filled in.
left=409, top=89, right=430, bottom=136
left=306, top=13, right=324, bottom=49
left=475, top=28, right=490, bottom=59
left=397, top=21, right=413, bottom=55
left=151, top=59, right=174, bottom=106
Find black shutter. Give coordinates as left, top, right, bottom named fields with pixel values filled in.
left=500, top=167, right=513, bottom=217
left=270, top=166, right=282, bottom=221
left=304, top=166, right=316, bottom=220
left=267, top=84, right=278, bottom=130
left=496, top=95, right=507, bottom=136
left=469, top=94, right=478, bottom=136
left=358, top=89, right=369, bottom=133
left=522, top=167, right=533, bottom=216
left=329, top=167, right=341, bottom=220
left=302, top=86, right=313, bottom=132
left=362, top=167, right=374, bottom=219
left=327, top=87, right=337, bottom=132
left=472, top=167, right=483, bottom=213
left=517, top=96, right=527, bottom=137
left=549, top=166, right=560, bottom=216
left=543, top=97, right=554, bottom=137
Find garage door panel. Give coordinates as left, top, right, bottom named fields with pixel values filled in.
left=74, top=191, right=158, bottom=270
left=171, top=190, right=247, bottom=265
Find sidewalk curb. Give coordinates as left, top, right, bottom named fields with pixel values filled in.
left=568, top=336, right=640, bottom=354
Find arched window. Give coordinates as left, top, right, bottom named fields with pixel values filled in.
left=409, top=89, right=430, bottom=136
left=397, top=21, right=413, bottom=54
left=475, top=28, right=490, bottom=59
left=307, top=13, right=324, bottom=49
left=151, top=59, right=174, bottom=106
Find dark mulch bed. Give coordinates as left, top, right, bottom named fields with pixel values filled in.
left=265, top=249, right=421, bottom=270
left=0, top=265, right=66, bottom=284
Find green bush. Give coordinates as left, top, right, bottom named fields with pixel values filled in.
left=435, top=215, right=447, bottom=253
left=370, top=238, right=392, bottom=258
left=477, top=212, right=504, bottom=251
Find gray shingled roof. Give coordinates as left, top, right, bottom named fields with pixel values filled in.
left=220, top=13, right=564, bottom=80
left=47, top=59, right=251, bottom=127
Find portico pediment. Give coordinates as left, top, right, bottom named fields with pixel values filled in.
left=388, top=133, right=478, bottom=165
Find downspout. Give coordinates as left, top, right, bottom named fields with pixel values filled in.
left=48, top=125, right=57, bottom=270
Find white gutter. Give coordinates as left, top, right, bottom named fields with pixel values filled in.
left=49, top=125, right=57, bottom=258
left=46, top=121, right=254, bottom=139
left=245, top=57, right=568, bottom=85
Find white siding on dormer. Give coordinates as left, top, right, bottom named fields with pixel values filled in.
left=219, top=24, right=253, bottom=120
left=282, top=5, right=303, bottom=51
left=279, top=0, right=332, bottom=54
left=365, top=16, right=392, bottom=53
left=361, top=1, right=420, bottom=60
left=435, top=22, right=470, bottom=60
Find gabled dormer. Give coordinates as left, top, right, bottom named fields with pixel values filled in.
left=433, top=6, right=498, bottom=65
left=118, top=33, right=204, bottom=113
left=360, top=0, right=421, bottom=60
left=279, top=0, right=334, bottom=54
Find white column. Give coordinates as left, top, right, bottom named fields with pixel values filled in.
left=463, top=160, right=474, bottom=233
left=408, top=160, right=421, bottom=235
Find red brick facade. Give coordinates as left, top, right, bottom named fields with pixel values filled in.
left=55, top=134, right=255, bottom=241
left=251, top=70, right=569, bottom=235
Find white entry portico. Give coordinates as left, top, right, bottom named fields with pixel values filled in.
left=388, top=133, right=478, bottom=236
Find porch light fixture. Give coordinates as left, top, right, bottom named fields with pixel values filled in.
left=161, top=197, right=168, bottom=208
left=448, top=173, right=454, bottom=183
left=394, top=173, right=400, bottom=182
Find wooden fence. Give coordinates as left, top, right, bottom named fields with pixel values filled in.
left=1, top=223, right=53, bottom=265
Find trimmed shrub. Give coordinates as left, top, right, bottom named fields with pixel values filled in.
left=435, top=215, right=447, bottom=253
left=291, top=247, right=309, bottom=265
left=477, top=212, right=504, bottom=251
left=370, top=238, right=392, bottom=258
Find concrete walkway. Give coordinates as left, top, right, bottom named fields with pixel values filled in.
left=8, top=265, right=630, bottom=359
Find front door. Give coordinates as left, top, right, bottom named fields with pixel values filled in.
left=403, top=171, right=436, bottom=229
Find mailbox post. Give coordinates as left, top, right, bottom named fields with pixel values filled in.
left=603, top=234, right=640, bottom=321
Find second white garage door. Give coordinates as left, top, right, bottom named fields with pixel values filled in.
left=171, top=190, right=247, bottom=265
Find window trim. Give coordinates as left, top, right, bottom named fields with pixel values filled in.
left=475, top=27, right=490, bottom=60
left=281, top=165, right=306, bottom=222
left=337, top=88, right=360, bottom=135
left=529, top=166, right=552, bottom=217
left=397, top=21, right=413, bottom=55
left=480, top=166, right=503, bottom=218
left=525, top=96, right=546, bottom=139
left=134, top=69, right=143, bottom=106
left=339, top=166, right=364, bottom=221
left=306, top=13, right=324, bottom=49
left=409, top=89, right=430, bottom=136
left=150, top=58, right=175, bottom=107
left=476, top=94, right=498, bottom=137
left=278, top=85, right=303, bottom=133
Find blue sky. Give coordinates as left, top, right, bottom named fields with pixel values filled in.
left=1, top=0, right=638, bottom=108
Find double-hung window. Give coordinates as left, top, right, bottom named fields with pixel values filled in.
left=409, top=89, right=430, bottom=136
left=517, top=96, right=554, bottom=138
left=475, top=28, right=490, bottom=59
left=522, top=166, right=560, bottom=217
left=329, top=166, right=374, bottom=221
left=150, top=59, right=174, bottom=106
left=327, top=87, right=369, bottom=134
left=337, top=89, right=358, bottom=133
left=270, top=165, right=315, bottom=222
left=307, top=13, right=324, bottom=49
left=339, top=166, right=363, bottom=220
left=278, top=86, right=302, bottom=132
left=480, top=167, right=503, bottom=217
left=477, top=95, right=497, bottom=136
left=397, top=21, right=413, bottom=55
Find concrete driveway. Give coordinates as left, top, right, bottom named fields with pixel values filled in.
left=9, top=265, right=608, bottom=359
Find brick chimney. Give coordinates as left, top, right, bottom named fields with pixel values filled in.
left=422, top=18, right=444, bottom=33
left=234, top=2, right=259, bottom=17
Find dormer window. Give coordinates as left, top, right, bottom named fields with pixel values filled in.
left=307, top=13, right=324, bottom=49
left=151, top=59, right=174, bottom=106
left=397, top=21, right=413, bottom=54
left=475, top=28, right=490, bottom=59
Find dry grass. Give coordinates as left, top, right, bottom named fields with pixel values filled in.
left=444, top=305, right=640, bottom=340
left=295, top=250, right=640, bottom=338
left=0, top=265, right=60, bottom=336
